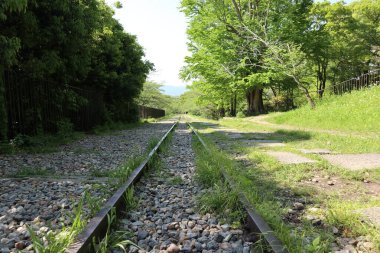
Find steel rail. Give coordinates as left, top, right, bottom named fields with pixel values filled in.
left=188, top=122, right=288, bottom=253
left=65, top=121, right=178, bottom=253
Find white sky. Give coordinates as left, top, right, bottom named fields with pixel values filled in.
left=106, top=0, right=189, bottom=95
left=106, top=0, right=354, bottom=96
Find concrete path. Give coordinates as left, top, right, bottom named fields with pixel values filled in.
left=321, top=154, right=380, bottom=170
left=266, top=151, right=316, bottom=164
left=356, top=207, right=380, bottom=229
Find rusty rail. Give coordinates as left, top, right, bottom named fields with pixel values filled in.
left=65, top=121, right=177, bottom=253
left=187, top=122, right=288, bottom=253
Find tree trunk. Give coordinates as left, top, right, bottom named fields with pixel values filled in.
left=230, top=93, right=237, bottom=117
left=233, top=92, right=237, bottom=116
left=0, top=66, right=8, bottom=140
left=317, top=60, right=328, bottom=99
left=300, top=85, right=315, bottom=109
left=219, top=106, right=225, bottom=117
left=246, top=87, right=265, bottom=115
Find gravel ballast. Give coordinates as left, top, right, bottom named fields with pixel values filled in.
left=112, top=123, right=254, bottom=253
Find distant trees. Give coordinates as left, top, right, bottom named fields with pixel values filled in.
left=180, top=0, right=380, bottom=117
left=137, top=81, right=173, bottom=111
left=0, top=0, right=152, bottom=140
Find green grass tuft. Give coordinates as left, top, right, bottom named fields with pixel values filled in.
left=269, top=86, right=380, bottom=133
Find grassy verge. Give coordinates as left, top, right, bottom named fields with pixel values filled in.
left=203, top=116, right=380, bottom=154
left=190, top=121, right=380, bottom=252
left=267, top=86, right=380, bottom=134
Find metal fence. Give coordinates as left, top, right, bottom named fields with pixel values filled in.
left=139, top=106, right=165, bottom=119
left=4, top=70, right=106, bottom=138
left=331, top=69, right=380, bottom=95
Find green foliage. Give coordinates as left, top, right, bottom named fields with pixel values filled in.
left=27, top=197, right=87, bottom=253
left=270, top=86, right=380, bottom=133
left=236, top=111, right=245, bottom=118
left=136, top=80, right=176, bottom=114
left=181, top=0, right=380, bottom=114
left=114, top=1, right=123, bottom=9
left=0, top=0, right=153, bottom=141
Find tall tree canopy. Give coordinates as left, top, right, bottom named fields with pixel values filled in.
left=0, top=0, right=153, bottom=140
left=181, top=0, right=380, bottom=117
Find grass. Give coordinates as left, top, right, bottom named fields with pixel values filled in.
left=200, top=115, right=380, bottom=154
left=191, top=133, right=247, bottom=228
left=12, top=167, right=51, bottom=178
left=168, top=176, right=183, bottom=185
left=268, top=86, right=380, bottom=134
left=27, top=196, right=87, bottom=253
left=189, top=120, right=380, bottom=252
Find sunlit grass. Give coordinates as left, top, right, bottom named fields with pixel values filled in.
left=268, top=86, right=380, bottom=134
left=190, top=120, right=380, bottom=252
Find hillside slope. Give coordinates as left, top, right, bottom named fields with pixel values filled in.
left=268, top=86, right=380, bottom=133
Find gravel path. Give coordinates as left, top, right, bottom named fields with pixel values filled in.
left=0, top=122, right=173, bottom=177
left=115, top=123, right=252, bottom=253
left=0, top=178, right=117, bottom=252
left=0, top=121, right=175, bottom=253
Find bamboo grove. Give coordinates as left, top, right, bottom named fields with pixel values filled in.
left=180, top=0, right=380, bottom=117
left=0, top=1, right=153, bottom=140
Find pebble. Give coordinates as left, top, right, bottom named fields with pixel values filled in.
left=0, top=122, right=174, bottom=252
left=293, top=202, right=304, bottom=210
left=167, top=243, right=180, bottom=253
left=327, top=181, right=335, bottom=186
left=0, top=123, right=172, bottom=177
left=109, top=124, right=249, bottom=252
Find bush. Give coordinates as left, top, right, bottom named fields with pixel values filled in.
left=236, top=111, right=245, bottom=118
left=57, top=118, right=74, bottom=138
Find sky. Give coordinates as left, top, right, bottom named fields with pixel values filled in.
left=106, top=0, right=190, bottom=96
left=106, top=0, right=355, bottom=96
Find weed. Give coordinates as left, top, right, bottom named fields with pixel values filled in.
left=168, top=176, right=183, bottom=185
left=26, top=197, right=87, bottom=253
left=13, top=167, right=50, bottom=178
left=123, top=187, right=138, bottom=211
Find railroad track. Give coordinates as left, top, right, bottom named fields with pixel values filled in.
left=187, top=122, right=288, bottom=253
left=0, top=120, right=289, bottom=252
left=0, top=121, right=176, bottom=253
left=63, top=121, right=288, bottom=253
left=65, top=121, right=178, bottom=252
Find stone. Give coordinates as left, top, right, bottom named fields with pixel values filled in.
left=293, top=202, right=304, bottom=210
left=137, top=230, right=149, bottom=240
left=15, top=241, right=25, bottom=250
left=321, top=154, right=380, bottom=170
left=355, top=207, right=380, bottom=229
left=167, top=244, right=180, bottom=253
left=214, top=233, right=224, bottom=243
left=221, top=224, right=230, bottom=231
left=266, top=151, right=316, bottom=164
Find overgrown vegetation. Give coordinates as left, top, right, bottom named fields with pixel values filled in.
left=180, top=0, right=380, bottom=118
left=189, top=119, right=380, bottom=252
left=269, top=86, right=380, bottom=133
left=192, top=132, right=245, bottom=226
left=0, top=0, right=153, bottom=141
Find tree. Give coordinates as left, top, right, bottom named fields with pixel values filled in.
left=137, top=81, right=171, bottom=109
left=0, top=0, right=153, bottom=139
left=0, top=0, right=28, bottom=140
